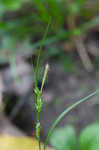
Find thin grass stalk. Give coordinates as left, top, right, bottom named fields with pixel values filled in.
left=35, top=18, right=51, bottom=89
left=34, top=19, right=51, bottom=150
left=44, top=88, right=99, bottom=150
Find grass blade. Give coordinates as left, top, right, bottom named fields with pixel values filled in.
left=35, top=18, right=51, bottom=89
left=44, top=88, right=99, bottom=150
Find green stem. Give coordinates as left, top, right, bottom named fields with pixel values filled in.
left=38, top=137, right=41, bottom=150
left=37, top=111, right=40, bottom=122
left=44, top=88, right=99, bottom=150
left=35, top=18, right=51, bottom=89
left=37, top=122, right=41, bottom=150
left=36, top=105, right=41, bottom=150
left=34, top=19, right=51, bottom=150
left=36, top=120, right=41, bottom=150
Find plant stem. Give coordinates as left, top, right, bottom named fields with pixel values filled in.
left=44, top=88, right=99, bottom=150
left=35, top=18, right=51, bottom=89
left=34, top=19, right=51, bottom=150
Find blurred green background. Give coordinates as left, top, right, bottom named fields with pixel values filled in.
left=0, top=0, right=99, bottom=67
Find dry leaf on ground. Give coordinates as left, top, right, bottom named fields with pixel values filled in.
left=0, top=135, right=54, bottom=150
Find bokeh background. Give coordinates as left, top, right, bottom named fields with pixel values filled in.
left=0, top=0, right=99, bottom=150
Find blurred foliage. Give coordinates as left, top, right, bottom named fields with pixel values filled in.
left=50, top=123, right=99, bottom=150
left=79, top=123, right=99, bottom=150
left=50, top=125, right=77, bottom=150
left=60, top=54, right=76, bottom=72
left=0, top=0, right=99, bottom=67
left=0, top=0, right=98, bottom=42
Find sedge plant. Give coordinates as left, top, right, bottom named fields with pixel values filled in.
left=32, top=21, right=99, bottom=150
left=32, top=18, right=51, bottom=150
